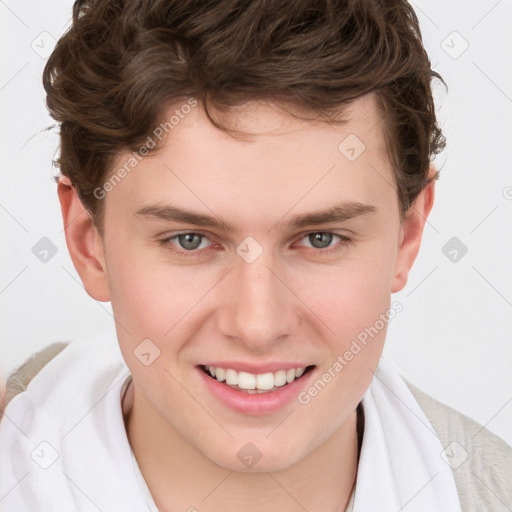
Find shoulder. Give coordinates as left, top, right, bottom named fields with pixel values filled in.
left=2, top=342, right=69, bottom=412
left=404, top=378, right=512, bottom=512
left=2, top=334, right=126, bottom=419
left=3, top=349, right=511, bottom=510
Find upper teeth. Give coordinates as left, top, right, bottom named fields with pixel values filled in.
left=205, top=366, right=307, bottom=390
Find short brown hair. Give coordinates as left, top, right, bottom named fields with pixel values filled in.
left=43, top=0, right=445, bottom=226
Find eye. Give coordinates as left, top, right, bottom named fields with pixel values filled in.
left=294, top=232, right=352, bottom=254
left=159, top=231, right=352, bottom=257
left=159, top=232, right=213, bottom=255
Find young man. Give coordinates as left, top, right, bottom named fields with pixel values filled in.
left=0, top=1, right=510, bottom=511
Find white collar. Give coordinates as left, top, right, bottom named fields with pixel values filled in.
left=0, top=334, right=460, bottom=511
left=352, top=356, right=462, bottom=511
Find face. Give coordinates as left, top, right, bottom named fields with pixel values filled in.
left=61, top=93, right=432, bottom=472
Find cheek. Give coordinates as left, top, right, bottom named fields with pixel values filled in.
left=105, top=252, right=208, bottom=397
left=292, top=237, right=397, bottom=403
left=106, top=252, right=201, bottom=337
left=296, top=240, right=397, bottom=342
left=105, top=226, right=397, bottom=363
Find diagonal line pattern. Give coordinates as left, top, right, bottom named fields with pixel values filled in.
left=266, top=473, right=309, bottom=511
left=409, top=1, right=439, bottom=28
left=201, top=470, right=234, bottom=502
left=0, top=409, right=30, bottom=439
left=267, top=164, right=337, bottom=234
left=265, top=266, right=336, bottom=335
left=163, top=163, right=219, bottom=218
left=470, top=205, right=499, bottom=233
left=0, top=203, right=29, bottom=233
left=163, top=268, right=233, bottom=336
left=0, top=62, right=29, bottom=91
left=471, top=265, right=512, bottom=308
left=0, top=1, right=29, bottom=28
left=471, top=0, right=504, bottom=30
left=61, top=471, right=105, bottom=511
left=472, top=61, right=512, bottom=105
left=369, top=365, right=437, bottom=437
left=405, top=266, right=438, bottom=298
left=367, top=163, right=439, bottom=234
left=0, top=472, right=29, bottom=503
left=409, top=205, right=439, bottom=234
left=161, top=161, right=339, bottom=338
left=397, top=472, right=439, bottom=511
left=472, top=395, right=512, bottom=440
left=368, top=162, right=397, bottom=194
left=164, top=368, right=234, bottom=438
left=59, top=204, right=88, bottom=234
left=265, top=410, right=295, bottom=438
left=61, top=371, right=130, bottom=439
left=470, top=469, right=512, bottom=509
left=95, top=302, right=131, bottom=335
left=0, top=266, right=28, bottom=295
left=60, top=265, right=132, bottom=335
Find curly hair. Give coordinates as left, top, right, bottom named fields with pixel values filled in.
left=43, top=0, right=446, bottom=226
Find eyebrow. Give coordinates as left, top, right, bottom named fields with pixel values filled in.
left=134, top=201, right=377, bottom=233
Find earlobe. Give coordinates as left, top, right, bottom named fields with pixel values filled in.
left=391, top=170, right=436, bottom=293
left=57, top=177, right=110, bottom=302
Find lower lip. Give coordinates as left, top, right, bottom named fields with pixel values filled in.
left=196, top=366, right=316, bottom=415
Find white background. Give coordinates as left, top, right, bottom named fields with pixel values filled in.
left=1, top=0, right=511, bottom=445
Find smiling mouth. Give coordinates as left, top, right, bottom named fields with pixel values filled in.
left=199, top=364, right=316, bottom=393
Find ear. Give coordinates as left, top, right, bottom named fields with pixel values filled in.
left=57, top=177, right=110, bottom=301
left=391, top=168, right=436, bottom=293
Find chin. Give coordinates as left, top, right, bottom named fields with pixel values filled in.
left=201, top=437, right=306, bottom=473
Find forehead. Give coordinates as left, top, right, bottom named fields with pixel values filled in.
left=104, top=93, right=396, bottom=227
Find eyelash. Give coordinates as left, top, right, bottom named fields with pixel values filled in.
left=158, top=231, right=353, bottom=257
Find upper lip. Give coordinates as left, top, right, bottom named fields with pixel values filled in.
left=199, top=362, right=315, bottom=374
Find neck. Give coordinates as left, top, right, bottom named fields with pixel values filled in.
left=123, top=379, right=362, bottom=512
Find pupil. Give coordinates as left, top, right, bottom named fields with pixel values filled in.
left=180, top=233, right=201, bottom=250
left=310, top=232, right=332, bottom=249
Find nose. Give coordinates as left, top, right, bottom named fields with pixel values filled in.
left=217, top=250, right=299, bottom=352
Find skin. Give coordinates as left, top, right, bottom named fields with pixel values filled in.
left=58, top=93, right=434, bottom=512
